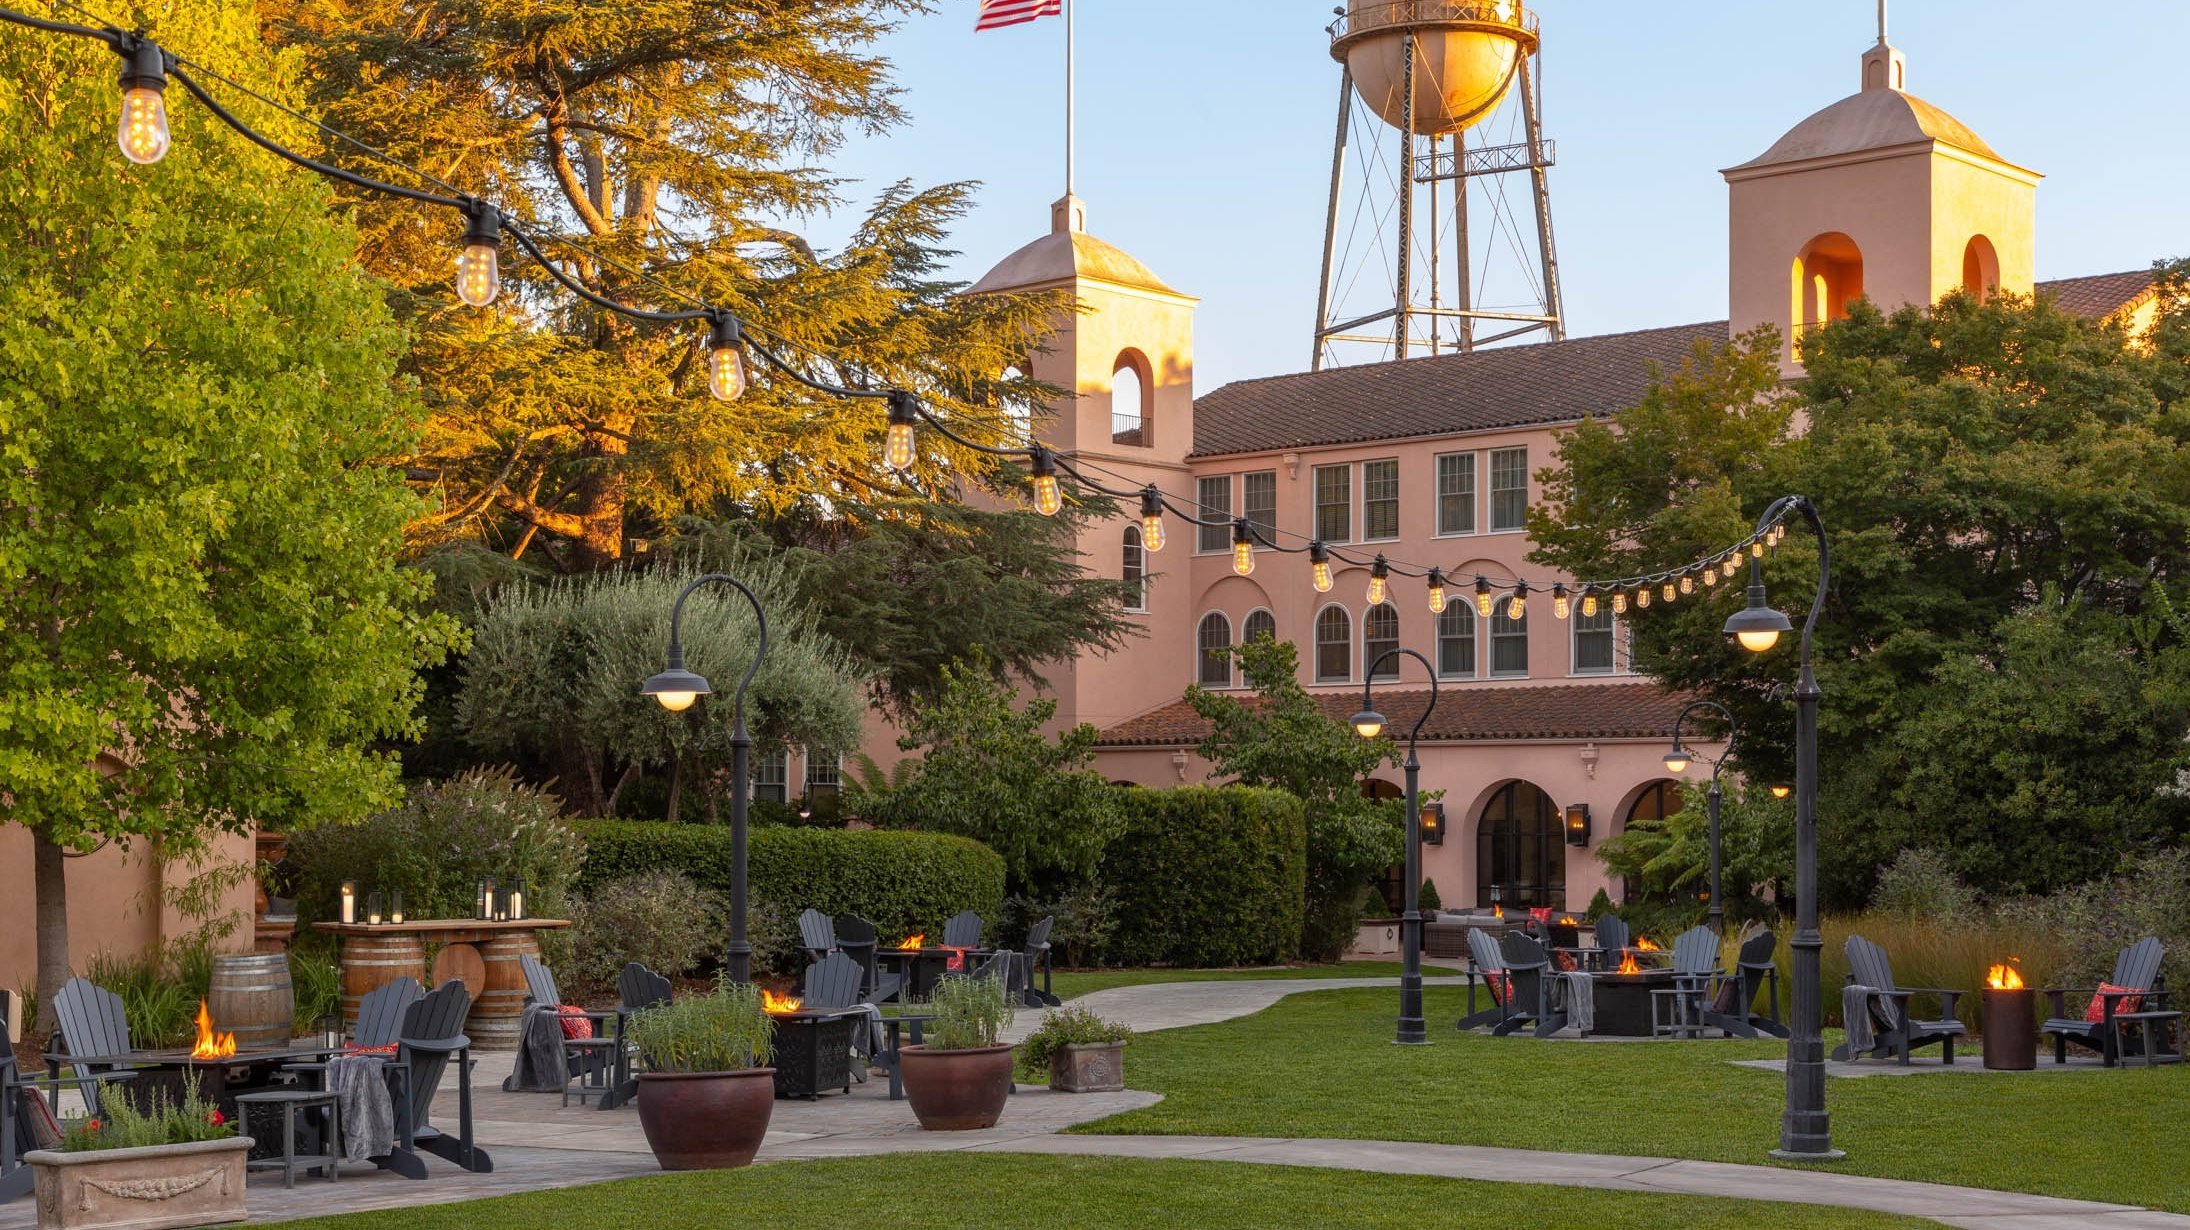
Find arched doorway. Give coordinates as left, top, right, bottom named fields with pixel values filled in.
left=1477, top=781, right=1564, bottom=909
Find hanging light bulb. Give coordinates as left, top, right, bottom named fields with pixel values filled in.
left=1474, top=575, right=1494, bottom=618
left=1662, top=580, right=1677, bottom=604
left=1611, top=589, right=1628, bottom=616
left=1309, top=542, right=1333, bottom=593
left=1703, top=564, right=1718, bottom=588
left=1680, top=573, right=1695, bottom=596
left=1579, top=586, right=1598, bottom=619
left=1029, top=448, right=1064, bottom=516
left=705, top=313, right=749, bottom=402
left=1426, top=568, right=1448, bottom=614
left=1231, top=519, right=1256, bottom=576
left=1139, top=488, right=1166, bottom=553
left=1552, top=583, right=1571, bottom=620
left=1636, top=585, right=1652, bottom=609
left=1752, top=539, right=1766, bottom=559
left=1506, top=584, right=1528, bottom=622
left=115, top=38, right=171, bottom=165
left=884, top=391, right=919, bottom=470
left=1366, top=557, right=1390, bottom=606
left=455, top=202, right=502, bottom=308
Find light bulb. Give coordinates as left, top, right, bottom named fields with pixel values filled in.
left=1753, top=540, right=1766, bottom=558
left=1703, top=566, right=1718, bottom=588
left=117, top=85, right=169, bottom=164
left=1507, top=592, right=1526, bottom=621
left=1661, top=581, right=1676, bottom=604
left=708, top=344, right=749, bottom=402
left=1366, top=565, right=1388, bottom=606
left=1033, top=474, right=1063, bottom=517
left=1140, top=514, right=1165, bottom=554
left=1770, top=783, right=1792, bottom=800
left=653, top=690, right=698, bottom=712
left=1664, top=751, right=1692, bottom=775
left=885, top=420, right=916, bottom=469
left=1552, top=585, right=1571, bottom=621
left=1232, top=539, right=1255, bottom=576
left=1723, top=556, right=1740, bottom=578
left=1736, top=629, right=1783, bottom=653
left=1427, top=569, right=1447, bottom=614
left=1636, top=586, right=1651, bottom=609
left=1474, top=576, right=1494, bottom=618
left=1580, top=590, right=1598, bottom=619
left=1611, top=590, right=1628, bottom=615
left=456, top=242, right=499, bottom=307
left=1680, top=574, right=1695, bottom=596
left=1311, top=559, right=1332, bottom=593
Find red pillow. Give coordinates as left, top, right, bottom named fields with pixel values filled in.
left=557, top=1004, right=595, bottom=1040
left=2086, top=984, right=2143, bottom=1022
left=1484, top=971, right=1515, bottom=1004
left=342, top=1042, right=400, bottom=1057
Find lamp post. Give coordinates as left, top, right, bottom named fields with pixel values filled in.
left=1350, top=648, right=1439, bottom=1046
left=1664, top=699, right=1737, bottom=935
left=641, top=573, right=769, bottom=984
left=1723, top=496, right=1841, bottom=1161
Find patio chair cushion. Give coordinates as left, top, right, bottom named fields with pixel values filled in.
left=344, top=1042, right=400, bottom=1057
left=2087, top=984, right=2145, bottom=1022
left=556, top=1005, right=595, bottom=1040
left=22, top=1088, right=65, bottom=1150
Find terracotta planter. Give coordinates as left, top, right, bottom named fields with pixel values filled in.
left=898, top=1044, right=1014, bottom=1130
left=1047, top=1041, right=1127, bottom=1093
left=634, top=1069, right=776, bottom=1170
left=28, top=1136, right=251, bottom=1230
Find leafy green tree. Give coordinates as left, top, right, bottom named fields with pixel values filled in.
left=0, top=0, right=457, bottom=1021
left=270, top=0, right=1063, bottom=568
left=1188, top=637, right=1403, bottom=960
left=1596, top=781, right=1792, bottom=932
left=1532, top=276, right=2190, bottom=902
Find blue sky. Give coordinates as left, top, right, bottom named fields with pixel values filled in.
left=805, top=1, right=2189, bottom=391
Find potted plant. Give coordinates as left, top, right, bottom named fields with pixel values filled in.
left=624, top=977, right=776, bottom=1170
left=1016, top=1004, right=1132, bottom=1092
left=27, top=1082, right=248, bottom=1230
left=898, top=973, right=1015, bottom=1130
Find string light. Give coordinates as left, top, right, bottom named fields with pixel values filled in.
left=1426, top=568, right=1448, bottom=614
left=1611, top=589, right=1628, bottom=615
left=1680, top=573, right=1695, bottom=596
left=1138, top=489, right=1166, bottom=553
left=1309, top=542, right=1333, bottom=593
left=1506, top=584, right=1528, bottom=622
left=1552, top=583, right=1571, bottom=620
left=455, top=202, right=501, bottom=308
left=1637, top=585, right=1652, bottom=609
left=1474, top=575, right=1494, bottom=618
left=884, top=391, right=919, bottom=470
left=1030, top=449, right=1063, bottom=517
left=705, top=314, right=748, bottom=402
left=1662, top=580, right=1676, bottom=604
left=1752, top=539, right=1765, bottom=558
left=1722, top=555, right=1740, bottom=579
left=1231, top=519, right=1255, bottom=576
left=1579, top=586, right=1598, bottom=619
left=1366, top=557, right=1390, bottom=605
left=116, top=37, right=170, bottom=164
left=1703, top=564, right=1718, bottom=588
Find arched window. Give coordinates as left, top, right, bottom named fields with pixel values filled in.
left=1624, top=780, right=1686, bottom=828
left=1790, top=232, right=1864, bottom=355
left=1000, top=365, right=1031, bottom=444
left=1196, top=612, right=1232, bottom=687
left=1961, top=234, right=1999, bottom=303
left=1121, top=525, right=1146, bottom=612
left=1363, top=603, right=1400, bottom=679
left=1477, top=781, right=1565, bottom=909
left=1315, top=606, right=1351, bottom=683
left=1111, top=351, right=1152, bottom=447
left=1243, top=609, right=1276, bottom=646
left=1437, top=604, right=1476, bottom=678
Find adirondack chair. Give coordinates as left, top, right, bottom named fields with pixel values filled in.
left=942, top=910, right=985, bottom=949
left=1704, top=930, right=1785, bottom=1039
left=47, top=978, right=138, bottom=1114
left=518, top=955, right=616, bottom=1094
left=2041, top=937, right=2171, bottom=1067
left=1502, top=933, right=1567, bottom=1038
left=1831, top=935, right=1966, bottom=1065
left=1458, top=928, right=1517, bottom=1030
left=802, top=952, right=868, bottom=1009
left=284, top=977, right=423, bottom=1087
left=1016, top=916, right=1060, bottom=1008
left=377, top=979, right=491, bottom=1179
left=1652, top=926, right=1723, bottom=1038
left=600, top=962, right=675, bottom=1110
left=1591, top=915, right=1632, bottom=971
left=4, top=1052, right=134, bottom=1203
left=798, top=909, right=839, bottom=965
left=832, top=913, right=904, bottom=1003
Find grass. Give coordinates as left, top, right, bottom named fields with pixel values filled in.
left=258, top=1153, right=1940, bottom=1230
left=1080, top=985, right=2190, bottom=1213
left=1050, top=959, right=1463, bottom=1001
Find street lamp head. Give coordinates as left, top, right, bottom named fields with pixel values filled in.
left=1725, top=582, right=1794, bottom=653
left=1771, top=782, right=1792, bottom=799
left=1350, top=709, right=1387, bottom=740
left=641, top=664, right=713, bottom=712
left=1662, top=747, right=1692, bottom=775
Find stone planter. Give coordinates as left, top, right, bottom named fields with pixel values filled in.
left=28, top=1137, right=251, bottom=1230
left=898, top=1044, right=1014, bottom=1130
left=634, top=1069, right=776, bottom=1170
left=1047, top=1041, right=1126, bottom=1093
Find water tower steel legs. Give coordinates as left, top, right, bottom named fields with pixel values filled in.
left=1394, top=31, right=1415, bottom=361
left=1519, top=53, right=1566, bottom=341
left=1313, top=65, right=1353, bottom=373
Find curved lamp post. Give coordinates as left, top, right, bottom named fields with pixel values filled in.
left=1723, top=496, right=1842, bottom=1161
left=640, top=573, right=769, bottom=984
left=1664, top=699, right=1737, bottom=935
left=1350, top=648, right=1439, bottom=1046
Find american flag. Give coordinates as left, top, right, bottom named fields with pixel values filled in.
left=975, top=0, right=1062, bottom=31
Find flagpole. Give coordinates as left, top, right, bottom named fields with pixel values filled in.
left=1065, top=0, right=1075, bottom=199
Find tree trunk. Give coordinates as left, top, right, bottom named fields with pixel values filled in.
left=665, top=752, right=683, bottom=825
left=33, top=830, right=70, bottom=1031
left=570, top=433, right=630, bottom=571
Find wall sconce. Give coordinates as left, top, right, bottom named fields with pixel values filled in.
left=1563, top=803, right=1592, bottom=848
left=1419, top=801, right=1444, bottom=846
left=1170, top=749, right=1190, bottom=781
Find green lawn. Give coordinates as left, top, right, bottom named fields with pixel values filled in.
left=261, top=1153, right=1940, bottom=1230
left=1049, top=959, right=1464, bottom=1001
left=1081, top=986, right=2190, bottom=1213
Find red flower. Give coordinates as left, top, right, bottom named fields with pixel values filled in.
left=207, top=1110, right=225, bottom=1126
left=85, top=1119, right=101, bottom=1132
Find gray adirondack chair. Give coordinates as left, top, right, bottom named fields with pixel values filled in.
left=48, top=978, right=138, bottom=1114
left=802, top=952, right=868, bottom=1009
left=1706, top=930, right=1785, bottom=1038
left=1832, top=935, right=1966, bottom=1065
left=798, top=909, right=839, bottom=965
left=832, top=913, right=904, bottom=1003
left=1502, top=932, right=1566, bottom=1038
left=1017, top=916, right=1060, bottom=1007
left=378, top=979, right=490, bottom=1179
left=942, top=910, right=985, bottom=949
left=599, top=964, right=673, bottom=1111
left=517, top=955, right=615, bottom=1090
left=1654, top=926, right=1722, bottom=1038
left=2042, top=938, right=2169, bottom=1066
left=1592, top=915, right=1632, bottom=971
left=1458, top=928, right=1518, bottom=1030
left=284, top=977, right=423, bottom=1086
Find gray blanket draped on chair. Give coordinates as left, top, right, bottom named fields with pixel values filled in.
left=1556, top=971, right=1594, bottom=1034
left=1842, top=984, right=1882, bottom=1054
left=326, top=1055, right=393, bottom=1162
left=502, top=1004, right=575, bottom=1093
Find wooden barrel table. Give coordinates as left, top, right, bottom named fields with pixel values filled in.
left=208, top=953, right=296, bottom=1051
left=333, top=930, right=427, bottom=1034
left=315, top=919, right=568, bottom=1050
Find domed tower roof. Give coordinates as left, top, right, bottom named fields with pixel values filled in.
left=1730, top=88, right=2004, bottom=172
left=964, top=195, right=1190, bottom=299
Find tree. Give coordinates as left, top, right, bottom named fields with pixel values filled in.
left=1531, top=277, right=2190, bottom=902
left=1188, top=637, right=1404, bottom=961
left=1596, top=781, right=1793, bottom=933
left=0, top=0, right=458, bottom=1021
left=269, top=0, right=1064, bottom=569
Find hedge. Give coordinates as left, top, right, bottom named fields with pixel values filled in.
left=1101, top=786, right=1307, bottom=967
left=573, top=822, right=1005, bottom=942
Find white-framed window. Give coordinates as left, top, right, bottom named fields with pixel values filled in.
left=1314, top=605, right=1352, bottom=683
left=1437, top=604, right=1477, bottom=678
left=1243, top=608, right=1277, bottom=646
left=1362, top=459, right=1400, bottom=541
left=1197, top=612, right=1233, bottom=687
left=1437, top=452, right=1477, bottom=536
left=805, top=748, right=842, bottom=791
left=1490, top=606, right=1529, bottom=677
left=1243, top=470, right=1277, bottom=544
left=1121, top=525, right=1147, bottom=612
left=1363, top=602, right=1400, bottom=679
left=1573, top=604, right=1617, bottom=675
left=753, top=748, right=789, bottom=803
left=1196, top=475, right=1233, bottom=553
left=1489, top=447, right=1529, bottom=532
left=1314, top=464, right=1351, bottom=544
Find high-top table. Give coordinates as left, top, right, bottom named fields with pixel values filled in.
left=314, top=919, right=569, bottom=1051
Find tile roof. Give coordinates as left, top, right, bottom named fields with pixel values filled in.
left=2036, top=270, right=2156, bottom=321
left=1096, top=681, right=1691, bottom=748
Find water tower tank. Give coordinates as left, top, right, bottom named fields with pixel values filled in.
left=1332, top=0, right=1538, bottom=136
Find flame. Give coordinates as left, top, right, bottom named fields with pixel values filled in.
left=1491, top=906, right=1503, bottom=920
left=1986, top=963, right=2025, bottom=991
left=190, top=1001, right=237, bottom=1060
left=896, top=933, right=925, bottom=951
left=1618, top=952, right=1641, bottom=976
left=1556, top=916, right=1579, bottom=927
left=1635, top=936, right=1662, bottom=953
left=761, top=989, right=803, bottom=1014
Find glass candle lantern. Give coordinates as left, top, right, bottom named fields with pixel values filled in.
left=339, top=880, right=357, bottom=925
left=365, top=891, right=383, bottom=926
left=318, top=1014, right=342, bottom=1050
left=477, top=877, right=496, bottom=921
left=507, top=877, right=526, bottom=922
left=389, top=889, right=405, bottom=926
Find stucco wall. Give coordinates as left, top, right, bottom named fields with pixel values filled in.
left=0, top=825, right=257, bottom=996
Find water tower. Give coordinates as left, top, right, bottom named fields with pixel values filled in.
left=1313, top=1, right=1565, bottom=369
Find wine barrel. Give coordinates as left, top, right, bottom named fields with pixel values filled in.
left=339, top=931, right=426, bottom=1033
left=472, top=932, right=540, bottom=1050
left=208, top=953, right=294, bottom=1051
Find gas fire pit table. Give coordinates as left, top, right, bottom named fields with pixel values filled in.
left=766, top=1007, right=866, bottom=1100
left=1982, top=967, right=2037, bottom=1070
left=876, top=947, right=991, bottom=1000
left=1588, top=968, right=1677, bottom=1037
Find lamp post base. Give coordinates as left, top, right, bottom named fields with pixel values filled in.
left=1769, top=1148, right=1848, bottom=1163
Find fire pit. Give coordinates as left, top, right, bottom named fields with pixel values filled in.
left=1981, top=963, right=2036, bottom=1070
left=1589, top=955, right=1676, bottom=1037
left=763, top=993, right=862, bottom=1101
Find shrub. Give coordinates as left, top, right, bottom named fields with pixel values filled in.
left=569, top=870, right=728, bottom=992
left=1002, top=883, right=1118, bottom=969
left=1015, top=1004, right=1131, bottom=1080
left=924, top=972, right=1013, bottom=1050
left=1585, top=889, right=1616, bottom=921
left=1418, top=878, right=1443, bottom=913
left=289, top=939, right=341, bottom=1036
left=625, top=977, right=774, bottom=1073
left=1101, top=787, right=1307, bottom=967
left=1871, top=848, right=1980, bottom=921
left=62, top=1078, right=235, bottom=1152
left=83, top=938, right=216, bottom=1048
left=1996, top=848, right=2190, bottom=990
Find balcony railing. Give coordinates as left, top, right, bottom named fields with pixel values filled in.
left=1330, top=0, right=1538, bottom=48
